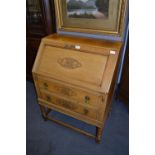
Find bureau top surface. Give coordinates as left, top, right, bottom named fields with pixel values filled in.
left=33, top=34, right=122, bottom=93
left=44, top=34, right=122, bottom=50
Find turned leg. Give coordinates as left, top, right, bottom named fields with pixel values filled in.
left=39, top=105, right=47, bottom=121
left=95, top=127, right=103, bottom=143
left=46, top=108, right=52, bottom=116
left=39, top=105, right=52, bottom=121
left=108, top=107, right=112, bottom=117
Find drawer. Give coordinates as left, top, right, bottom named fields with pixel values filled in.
left=38, top=78, right=100, bottom=108
left=40, top=91, right=97, bottom=120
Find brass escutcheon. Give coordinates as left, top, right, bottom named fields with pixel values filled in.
left=85, top=96, right=90, bottom=104
left=43, top=82, right=48, bottom=89
left=46, top=95, right=51, bottom=102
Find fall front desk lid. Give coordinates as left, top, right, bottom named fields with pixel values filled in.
left=33, top=35, right=122, bottom=93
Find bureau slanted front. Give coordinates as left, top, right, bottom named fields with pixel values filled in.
left=32, top=34, right=122, bottom=143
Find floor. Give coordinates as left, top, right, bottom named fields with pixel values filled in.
left=26, top=81, right=129, bottom=155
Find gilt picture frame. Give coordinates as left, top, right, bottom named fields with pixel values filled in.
left=54, top=0, right=128, bottom=36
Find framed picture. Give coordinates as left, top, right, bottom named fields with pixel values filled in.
left=54, top=0, right=128, bottom=36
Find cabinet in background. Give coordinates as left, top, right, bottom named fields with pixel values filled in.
left=26, top=0, right=56, bottom=80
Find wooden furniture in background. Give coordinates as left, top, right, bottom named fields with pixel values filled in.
left=32, top=34, right=123, bottom=143
left=26, top=0, right=56, bottom=80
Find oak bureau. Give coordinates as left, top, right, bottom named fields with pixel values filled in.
left=32, top=34, right=122, bottom=143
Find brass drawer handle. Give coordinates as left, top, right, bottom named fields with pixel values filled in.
left=85, top=96, right=90, bottom=104
left=46, top=95, right=51, bottom=102
left=43, top=82, right=48, bottom=89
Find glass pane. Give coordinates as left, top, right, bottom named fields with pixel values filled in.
left=26, top=0, right=43, bottom=26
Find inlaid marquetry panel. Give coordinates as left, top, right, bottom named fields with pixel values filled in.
left=57, top=57, right=82, bottom=69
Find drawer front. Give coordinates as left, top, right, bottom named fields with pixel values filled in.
left=38, top=79, right=100, bottom=108
left=41, top=91, right=97, bottom=120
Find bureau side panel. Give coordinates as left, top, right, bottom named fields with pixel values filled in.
left=99, top=45, right=123, bottom=124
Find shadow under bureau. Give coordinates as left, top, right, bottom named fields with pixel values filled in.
left=32, top=34, right=122, bottom=143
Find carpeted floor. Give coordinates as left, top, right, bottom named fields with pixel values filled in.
left=26, top=81, right=129, bottom=155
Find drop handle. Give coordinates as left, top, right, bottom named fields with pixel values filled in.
left=43, top=82, right=48, bottom=88
left=85, top=96, right=90, bottom=104
left=46, top=95, right=51, bottom=102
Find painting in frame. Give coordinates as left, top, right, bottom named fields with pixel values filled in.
left=54, top=0, right=128, bottom=36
